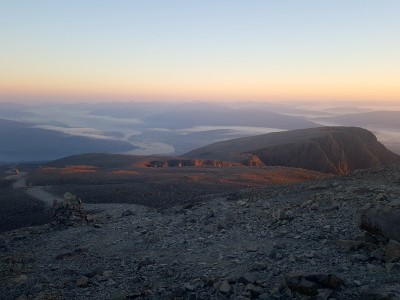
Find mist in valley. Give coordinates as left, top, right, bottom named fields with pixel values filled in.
left=0, top=100, right=399, bottom=163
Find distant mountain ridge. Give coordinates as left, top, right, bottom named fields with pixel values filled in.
left=317, top=111, right=400, bottom=128
left=0, top=119, right=136, bottom=162
left=183, top=127, right=400, bottom=174
left=141, top=108, right=319, bottom=129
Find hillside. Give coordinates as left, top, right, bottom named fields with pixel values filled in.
left=0, top=119, right=136, bottom=162
left=184, top=127, right=400, bottom=174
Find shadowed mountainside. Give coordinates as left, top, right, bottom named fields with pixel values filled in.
left=0, top=119, right=136, bottom=162
left=184, top=127, right=400, bottom=174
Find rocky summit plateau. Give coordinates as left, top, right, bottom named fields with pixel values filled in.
left=1, top=126, right=400, bottom=300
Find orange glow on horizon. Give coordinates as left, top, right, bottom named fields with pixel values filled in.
left=1, top=77, right=399, bottom=103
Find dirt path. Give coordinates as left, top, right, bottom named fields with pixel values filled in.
left=5, top=167, right=64, bottom=207
left=26, top=186, right=64, bottom=207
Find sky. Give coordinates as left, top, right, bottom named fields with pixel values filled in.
left=1, top=1, right=400, bottom=104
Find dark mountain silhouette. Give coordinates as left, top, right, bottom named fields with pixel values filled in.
left=183, top=127, right=400, bottom=174
left=0, top=119, right=136, bottom=162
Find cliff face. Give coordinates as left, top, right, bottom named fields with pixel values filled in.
left=184, top=127, right=400, bottom=174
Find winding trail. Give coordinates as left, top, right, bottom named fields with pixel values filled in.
left=5, top=167, right=64, bottom=207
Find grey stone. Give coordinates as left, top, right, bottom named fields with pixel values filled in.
left=219, top=280, right=231, bottom=294
left=367, top=264, right=385, bottom=273
left=121, top=209, right=134, bottom=217
left=285, top=273, right=343, bottom=296
left=359, top=285, right=400, bottom=300
left=77, top=276, right=89, bottom=287
left=386, top=239, right=400, bottom=261
left=357, top=208, right=400, bottom=242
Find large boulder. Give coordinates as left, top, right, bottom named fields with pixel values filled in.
left=285, top=273, right=343, bottom=296
left=356, top=208, right=400, bottom=242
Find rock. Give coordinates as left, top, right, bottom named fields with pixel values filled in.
left=219, top=280, right=231, bottom=294
left=375, top=193, right=387, bottom=201
left=316, top=289, right=333, bottom=300
left=106, top=278, right=116, bottom=286
left=370, top=248, right=386, bottom=261
left=97, top=275, right=108, bottom=282
left=309, top=184, right=330, bottom=190
left=352, top=254, right=369, bottom=262
left=359, top=285, right=400, bottom=299
left=274, top=209, right=288, bottom=220
left=354, top=280, right=362, bottom=286
left=250, top=261, right=268, bottom=271
left=245, top=244, right=259, bottom=252
left=121, top=209, right=134, bottom=217
left=85, top=214, right=96, bottom=222
left=386, top=263, right=400, bottom=274
left=367, top=264, right=385, bottom=273
left=30, top=283, right=42, bottom=294
left=183, top=283, right=195, bottom=291
left=386, top=239, right=400, bottom=261
left=268, top=248, right=283, bottom=259
left=258, top=293, right=270, bottom=300
left=110, top=292, right=126, bottom=300
left=237, top=200, right=247, bottom=206
left=319, top=205, right=339, bottom=212
left=77, top=276, right=89, bottom=287
left=285, top=273, right=343, bottom=296
left=245, top=283, right=261, bottom=296
left=356, top=208, right=400, bottom=241
left=238, top=272, right=259, bottom=284
left=85, top=266, right=105, bottom=278
left=335, top=239, right=378, bottom=251
left=14, top=274, right=28, bottom=283
left=56, top=247, right=89, bottom=260
left=388, top=199, right=400, bottom=207
left=63, top=192, right=77, bottom=200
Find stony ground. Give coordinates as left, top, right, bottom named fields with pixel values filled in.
left=1, top=165, right=400, bottom=299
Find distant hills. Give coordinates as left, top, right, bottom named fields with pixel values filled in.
left=0, top=102, right=37, bottom=120
left=184, top=127, right=400, bottom=174
left=317, top=111, right=400, bottom=128
left=0, top=119, right=136, bottom=162
left=140, top=108, right=319, bottom=129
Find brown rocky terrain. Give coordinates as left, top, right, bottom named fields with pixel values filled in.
left=1, top=163, right=400, bottom=299
left=183, top=127, right=400, bottom=174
